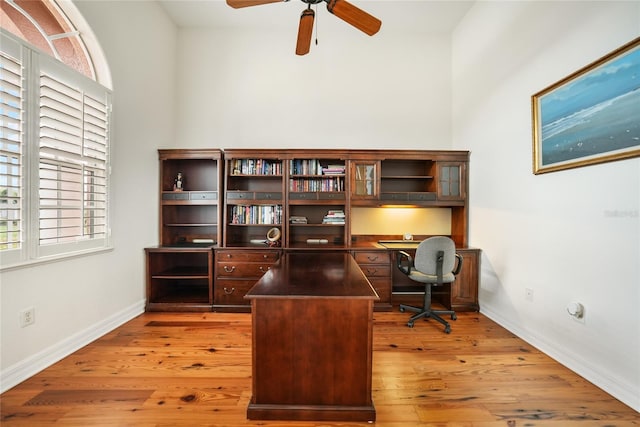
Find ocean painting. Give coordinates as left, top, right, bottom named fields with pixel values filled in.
left=533, top=37, right=640, bottom=174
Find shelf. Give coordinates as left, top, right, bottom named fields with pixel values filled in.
left=381, top=175, right=433, bottom=179
left=152, top=265, right=209, bottom=278
left=228, top=223, right=283, bottom=227
left=230, top=174, right=283, bottom=178
left=150, top=283, right=210, bottom=304
left=165, top=223, right=217, bottom=227
left=290, top=223, right=345, bottom=227
left=290, top=174, right=346, bottom=178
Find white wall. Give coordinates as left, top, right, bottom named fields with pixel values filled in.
left=174, top=26, right=453, bottom=150
left=0, top=0, right=176, bottom=390
left=453, top=1, right=639, bottom=411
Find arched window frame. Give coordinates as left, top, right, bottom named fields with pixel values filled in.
left=1, top=0, right=113, bottom=270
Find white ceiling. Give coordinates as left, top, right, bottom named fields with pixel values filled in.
left=158, top=0, right=475, bottom=34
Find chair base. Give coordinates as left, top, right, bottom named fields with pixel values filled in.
left=399, top=303, right=457, bottom=333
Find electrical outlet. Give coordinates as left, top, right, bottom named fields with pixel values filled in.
left=525, top=288, right=534, bottom=302
left=20, top=307, right=35, bottom=327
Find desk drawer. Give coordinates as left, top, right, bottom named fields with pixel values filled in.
left=216, top=250, right=279, bottom=263
left=360, top=264, right=390, bottom=278
left=215, top=279, right=255, bottom=305
left=216, top=262, right=272, bottom=278
left=190, top=191, right=217, bottom=201
left=353, top=251, right=390, bottom=264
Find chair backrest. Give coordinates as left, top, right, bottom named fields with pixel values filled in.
left=414, top=236, right=457, bottom=276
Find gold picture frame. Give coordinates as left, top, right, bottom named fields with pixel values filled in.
left=532, top=37, right=640, bottom=174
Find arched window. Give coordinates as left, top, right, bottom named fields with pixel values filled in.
left=1, top=0, right=112, bottom=268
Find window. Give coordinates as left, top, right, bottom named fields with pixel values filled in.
left=1, top=16, right=111, bottom=268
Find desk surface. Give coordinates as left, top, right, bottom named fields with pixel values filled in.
left=245, top=252, right=379, bottom=300
left=376, top=240, right=421, bottom=249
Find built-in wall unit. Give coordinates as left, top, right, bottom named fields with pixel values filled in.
left=145, top=149, right=480, bottom=313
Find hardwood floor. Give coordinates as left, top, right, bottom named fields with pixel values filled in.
left=1, top=311, right=638, bottom=426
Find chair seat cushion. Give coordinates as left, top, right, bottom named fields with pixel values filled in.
left=408, top=270, right=455, bottom=284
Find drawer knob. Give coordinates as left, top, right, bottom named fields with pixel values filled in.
left=367, top=255, right=378, bottom=261
left=223, top=287, right=235, bottom=295
left=259, top=266, right=270, bottom=272
left=223, top=265, right=236, bottom=273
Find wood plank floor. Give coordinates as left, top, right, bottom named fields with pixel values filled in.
left=1, top=311, right=638, bottom=426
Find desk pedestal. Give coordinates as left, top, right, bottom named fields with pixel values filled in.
left=246, top=253, right=377, bottom=422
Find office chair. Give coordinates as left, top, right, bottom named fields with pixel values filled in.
left=396, top=236, right=463, bottom=333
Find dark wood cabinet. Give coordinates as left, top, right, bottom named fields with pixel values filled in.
left=158, top=149, right=222, bottom=247
left=350, top=160, right=379, bottom=202
left=245, top=253, right=376, bottom=422
left=380, top=158, right=436, bottom=203
left=145, top=148, right=477, bottom=313
left=450, top=248, right=480, bottom=311
left=288, top=155, right=348, bottom=248
left=214, top=249, right=280, bottom=311
left=435, top=161, right=467, bottom=202
left=223, top=151, right=285, bottom=247
left=145, top=150, right=220, bottom=312
left=145, top=246, right=213, bottom=311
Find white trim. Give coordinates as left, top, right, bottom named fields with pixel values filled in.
left=0, top=299, right=144, bottom=393
left=480, top=306, right=640, bottom=412
left=4, top=0, right=59, bottom=60
left=0, top=245, right=113, bottom=272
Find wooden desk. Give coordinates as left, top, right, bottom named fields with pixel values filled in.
left=244, top=252, right=379, bottom=422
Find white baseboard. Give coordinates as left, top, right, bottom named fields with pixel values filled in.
left=1, top=299, right=145, bottom=393
left=480, top=306, right=640, bottom=413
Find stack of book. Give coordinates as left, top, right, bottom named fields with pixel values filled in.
left=289, top=216, right=308, bottom=224
left=322, top=164, right=345, bottom=175
left=322, top=210, right=345, bottom=225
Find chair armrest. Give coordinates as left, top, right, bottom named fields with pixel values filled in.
left=453, top=253, right=463, bottom=276
left=396, top=250, right=414, bottom=275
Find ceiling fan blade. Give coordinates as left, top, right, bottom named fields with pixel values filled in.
left=226, top=0, right=283, bottom=9
left=296, top=8, right=315, bottom=56
left=325, top=0, right=381, bottom=36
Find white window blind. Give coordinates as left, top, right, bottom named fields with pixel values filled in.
left=38, top=58, right=109, bottom=255
left=0, top=30, right=111, bottom=268
left=0, top=48, right=23, bottom=254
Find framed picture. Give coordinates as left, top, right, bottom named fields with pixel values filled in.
left=532, top=37, right=640, bottom=174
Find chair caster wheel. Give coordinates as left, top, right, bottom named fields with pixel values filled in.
left=399, top=307, right=405, bottom=313
left=444, top=325, right=451, bottom=334
left=407, top=322, right=414, bottom=328
left=451, top=314, right=457, bottom=320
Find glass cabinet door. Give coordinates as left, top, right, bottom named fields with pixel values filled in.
left=351, top=161, right=379, bottom=199
left=437, top=162, right=465, bottom=200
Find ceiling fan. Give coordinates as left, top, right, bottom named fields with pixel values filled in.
left=226, top=0, right=382, bottom=56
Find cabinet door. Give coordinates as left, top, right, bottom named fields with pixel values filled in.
left=437, top=162, right=466, bottom=201
left=450, top=248, right=479, bottom=311
left=350, top=161, right=379, bottom=200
